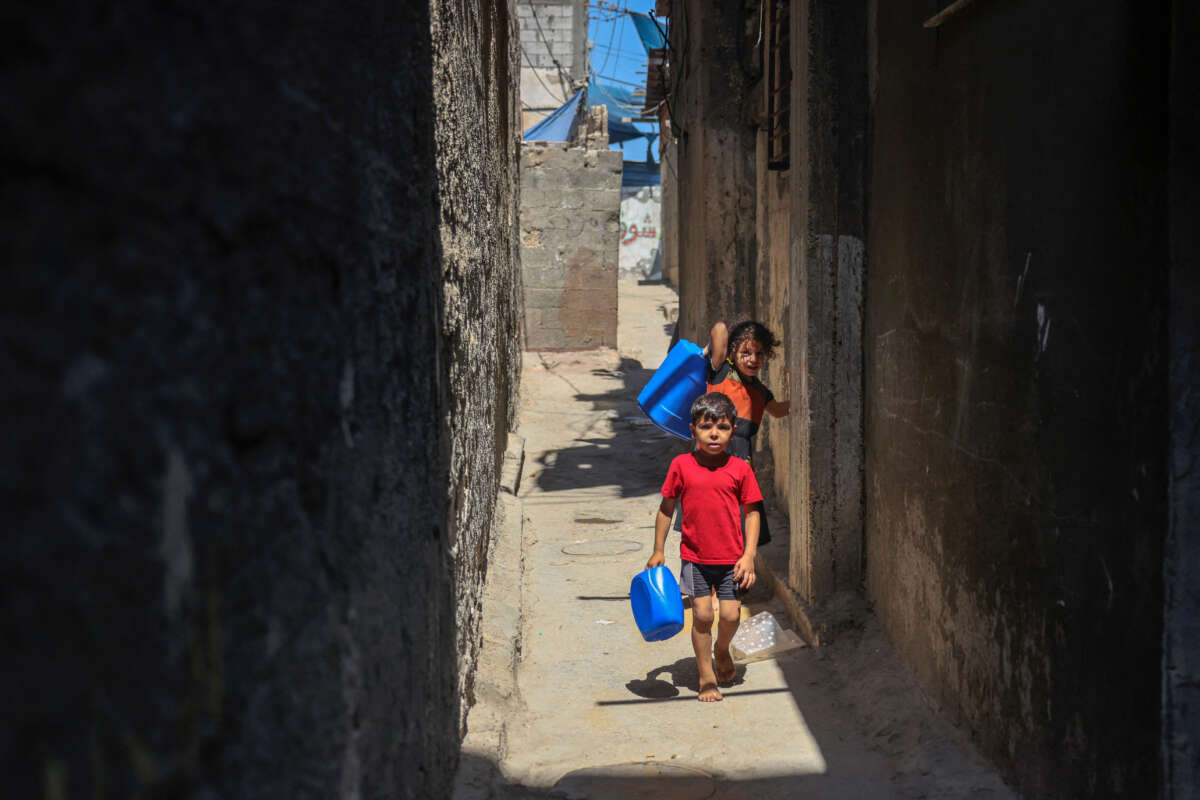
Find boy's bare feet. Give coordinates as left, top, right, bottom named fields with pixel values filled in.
left=715, top=649, right=736, bottom=686
left=698, top=681, right=723, bottom=702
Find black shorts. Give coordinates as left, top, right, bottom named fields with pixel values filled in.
left=680, top=560, right=746, bottom=601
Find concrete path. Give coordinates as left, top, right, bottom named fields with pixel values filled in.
left=456, top=280, right=1017, bottom=800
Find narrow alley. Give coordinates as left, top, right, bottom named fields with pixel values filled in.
left=6, top=1, right=1198, bottom=798
left=457, top=279, right=1015, bottom=799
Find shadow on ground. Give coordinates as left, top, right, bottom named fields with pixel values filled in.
left=506, top=346, right=1015, bottom=800
left=458, top=621, right=1011, bottom=798
left=623, top=656, right=749, bottom=700
left=528, top=357, right=688, bottom=499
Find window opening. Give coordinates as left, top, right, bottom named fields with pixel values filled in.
left=765, top=0, right=791, bottom=171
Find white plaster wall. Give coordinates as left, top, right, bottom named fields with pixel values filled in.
left=619, top=185, right=662, bottom=278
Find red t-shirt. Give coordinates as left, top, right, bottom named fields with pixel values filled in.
left=661, top=452, right=763, bottom=564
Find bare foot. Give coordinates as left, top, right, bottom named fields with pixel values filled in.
left=715, top=650, right=736, bottom=685
left=698, top=682, right=723, bottom=702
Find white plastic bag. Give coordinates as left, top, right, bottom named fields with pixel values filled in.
left=730, top=611, right=805, bottom=663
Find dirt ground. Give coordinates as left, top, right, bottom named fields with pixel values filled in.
left=455, top=279, right=1017, bottom=800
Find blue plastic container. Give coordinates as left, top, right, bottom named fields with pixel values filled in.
left=630, top=566, right=685, bottom=642
left=637, top=339, right=707, bottom=440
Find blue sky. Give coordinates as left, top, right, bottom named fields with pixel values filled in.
left=587, top=1, right=661, bottom=163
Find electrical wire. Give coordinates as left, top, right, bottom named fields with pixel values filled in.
left=590, top=72, right=645, bottom=88
left=590, top=4, right=619, bottom=75
left=521, top=41, right=566, bottom=106
left=592, top=41, right=647, bottom=66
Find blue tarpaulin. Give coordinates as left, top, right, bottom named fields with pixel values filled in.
left=622, top=160, right=661, bottom=189
left=628, top=11, right=666, bottom=52
left=522, top=83, right=649, bottom=145
left=522, top=88, right=584, bottom=141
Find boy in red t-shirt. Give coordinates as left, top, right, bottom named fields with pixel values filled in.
left=645, top=391, right=763, bottom=702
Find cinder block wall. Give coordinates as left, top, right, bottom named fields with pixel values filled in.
left=2, top=1, right=520, bottom=797
left=517, top=0, right=587, bottom=78
left=517, top=0, right=588, bottom=128
left=520, top=143, right=622, bottom=350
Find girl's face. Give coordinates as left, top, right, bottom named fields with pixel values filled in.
left=732, top=338, right=766, bottom=377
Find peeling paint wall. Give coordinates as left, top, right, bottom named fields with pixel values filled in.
left=865, top=1, right=1168, bottom=796
left=2, top=1, right=520, bottom=797
left=520, top=142, right=622, bottom=350
left=619, top=186, right=662, bottom=280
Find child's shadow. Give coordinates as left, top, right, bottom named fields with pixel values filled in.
left=625, top=657, right=747, bottom=699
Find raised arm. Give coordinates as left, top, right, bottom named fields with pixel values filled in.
left=766, top=399, right=791, bottom=418
left=703, top=321, right=729, bottom=371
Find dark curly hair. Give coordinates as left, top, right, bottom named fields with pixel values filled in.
left=690, top=391, right=737, bottom=425
left=727, top=319, right=781, bottom=361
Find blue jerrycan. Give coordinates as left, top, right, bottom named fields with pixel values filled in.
left=630, top=566, right=685, bottom=642
left=637, top=339, right=707, bottom=440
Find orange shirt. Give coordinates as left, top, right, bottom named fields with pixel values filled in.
left=706, top=360, right=774, bottom=461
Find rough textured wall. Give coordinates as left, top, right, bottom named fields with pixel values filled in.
left=520, top=142, right=622, bottom=349
left=1165, top=4, right=1200, bottom=797
left=432, top=0, right=523, bottom=740
left=786, top=0, right=868, bottom=602
left=2, top=1, right=520, bottom=797
left=754, top=119, right=793, bottom=519
left=660, top=135, right=681, bottom=287
left=670, top=0, right=758, bottom=344
left=865, top=2, right=1167, bottom=796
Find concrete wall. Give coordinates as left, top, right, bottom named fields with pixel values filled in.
left=2, top=1, right=520, bottom=797
left=785, top=0, right=868, bottom=603
left=670, top=0, right=759, bottom=345
left=660, top=134, right=681, bottom=287
left=666, top=0, right=862, bottom=590
left=664, top=0, right=805, bottom=535
left=518, top=0, right=588, bottom=129
left=865, top=1, right=1168, bottom=796
left=521, top=142, right=622, bottom=349
left=433, top=0, right=524, bottom=740
left=753, top=145, right=792, bottom=515
left=1165, top=5, right=1200, bottom=797
left=619, top=186, right=662, bottom=279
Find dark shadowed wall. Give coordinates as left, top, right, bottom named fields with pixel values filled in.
left=2, top=1, right=520, bottom=797
left=786, top=0, right=868, bottom=602
left=866, top=1, right=1168, bottom=796
left=1165, top=4, right=1200, bottom=797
